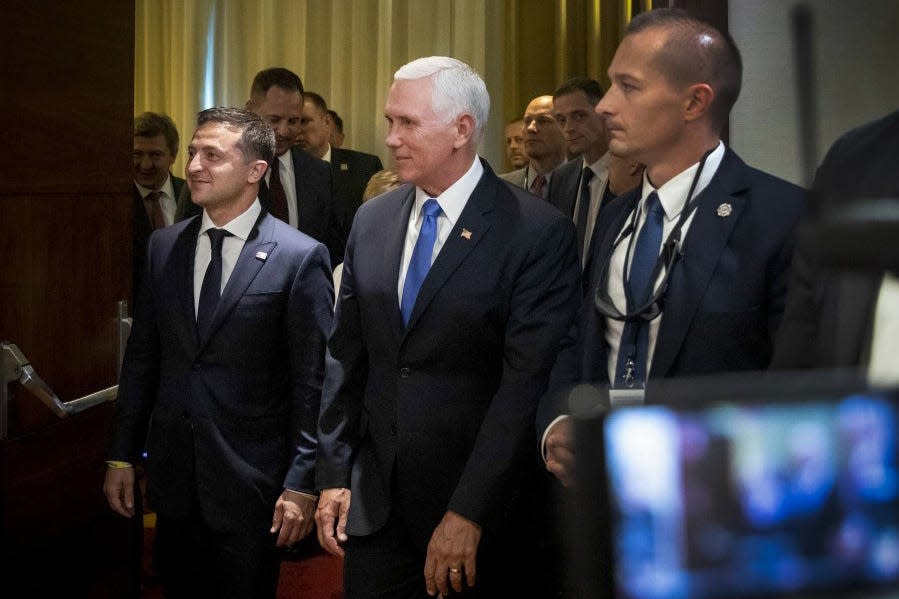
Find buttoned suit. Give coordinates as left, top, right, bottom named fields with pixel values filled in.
left=538, top=148, right=805, bottom=432
left=109, top=209, right=333, bottom=592
left=773, top=109, right=899, bottom=369
left=176, top=147, right=339, bottom=262
left=316, top=160, right=580, bottom=594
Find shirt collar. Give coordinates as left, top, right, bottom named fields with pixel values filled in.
left=199, top=199, right=262, bottom=242
left=322, top=144, right=332, bottom=163
left=583, top=152, right=612, bottom=178
left=639, top=140, right=725, bottom=220
left=135, top=173, right=174, bottom=199
left=413, top=155, right=483, bottom=227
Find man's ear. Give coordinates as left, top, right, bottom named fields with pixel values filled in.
left=453, top=113, right=476, bottom=149
left=683, top=83, right=714, bottom=123
left=248, top=160, right=268, bottom=184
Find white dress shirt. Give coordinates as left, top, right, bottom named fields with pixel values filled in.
left=605, top=141, right=725, bottom=382
left=264, top=152, right=298, bottom=228
left=572, top=153, right=612, bottom=266
left=868, top=272, right=899, bottom=386
left=193, top=199, right=261, bottom=316
left=135, top=174, right=177, bottom=226
left=397, top=156, right=483, bottom=303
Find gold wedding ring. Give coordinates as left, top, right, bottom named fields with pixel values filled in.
left=449, top=567, right=461, bottom=574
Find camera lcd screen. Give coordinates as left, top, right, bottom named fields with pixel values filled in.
left=601, top=394, right=899, bottom=599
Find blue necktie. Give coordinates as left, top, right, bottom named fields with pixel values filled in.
left=401, top=199, right=442, bottom=326
left=614, top=192, right=664, bottom=386
left=197, top=228, right=231, bottom=339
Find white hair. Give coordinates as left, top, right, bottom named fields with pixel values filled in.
left=394, top=56, right=490, bottom=143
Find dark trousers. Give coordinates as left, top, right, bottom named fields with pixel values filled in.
left=344, top=508, right=549, bottom=599
left=154, top=510, right=280, bottom=599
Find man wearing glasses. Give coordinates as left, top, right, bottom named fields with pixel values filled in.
left=537, top=8, right=805, bottom=488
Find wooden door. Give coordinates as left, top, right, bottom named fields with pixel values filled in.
left=0, top=1, right=137, bottom=595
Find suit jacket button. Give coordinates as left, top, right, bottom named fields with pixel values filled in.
left=399, top=367, right=411, bottom=379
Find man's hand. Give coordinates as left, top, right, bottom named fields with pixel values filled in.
left=545, top=417, right=575, bottom=487
left=271, top=489, right=318, bottom=547
left=103, top=465, right=136, bottom=518
left=315, top=487, right=350, bottom=557
left=424, top=510, right=481, bottom=596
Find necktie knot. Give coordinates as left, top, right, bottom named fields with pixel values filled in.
left=645, top=191, right=663, bottom=218
left=422, top=198, right=442, bottom=219
left=207, top=228, right=231, bottom=250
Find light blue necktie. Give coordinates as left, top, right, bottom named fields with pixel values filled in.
left=401, top=198, right=442, bottom=326
left=614, top=192, right=664, bottom=386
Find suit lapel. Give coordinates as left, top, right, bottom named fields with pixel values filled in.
left=173, top=217, right=201, bottom=354
left=403, top=165, right=496, bottom=334
left=651, top=152, right=747, bottom=377
left=196, top=212, right=277, bottom=350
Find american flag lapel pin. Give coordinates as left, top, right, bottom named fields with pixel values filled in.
left=255, top=251, right=268, bottom=261
left=340, top=163, right=349, bottom=171
left=461, top=228, right=472, bottom=240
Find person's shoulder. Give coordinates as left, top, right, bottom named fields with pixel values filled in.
left=493, top=170, right=570, bottom=226
left=334, top=147, right=382, bottom=166
left=266, top=212, right=328, bottom=254
left=498, top=167, right=525, bottom=184
left=830, top=109, right=899, bottom=160
left=357, top=183, right=412, bottom=218
left=725, top=147, right=805, bottom=200
left=553, top=157, right=582, bottom=180
left=291, top=146, right=330, bottom=173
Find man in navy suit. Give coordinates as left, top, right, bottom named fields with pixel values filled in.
left=296, top=91, right=384, bottom=262
left=176, top=68, right=340, bottom=264
left=132, top=112, right=186, bottom=296
left=314, top=56, right=580, bottom=598
left=538, top=8, right=805, bottom=488
left=105, top=107, right=334, bottom=598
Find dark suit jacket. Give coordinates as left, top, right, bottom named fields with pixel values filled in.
left=329, top=146, right=383, bottom=258
left=315, top=160, right=580, bottom=548
left=773, top=109, right=899, bottom=369
left=109, top=209, right=333, bottom=534
left=133, top=174, right=185, bottom=296
left=546, top=158, right=582, bottom=218
left=538, top=148, right=805, bottom=433
left=176, top=147, right=339, bottom=263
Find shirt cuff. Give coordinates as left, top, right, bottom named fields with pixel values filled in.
left=540, top=414, right=571, bottom=463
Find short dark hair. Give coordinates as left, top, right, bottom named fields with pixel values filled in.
left=250, top=67, right=304, bottom=97
left=134, top=112, right=179, bottom=155
left=553, top=77, right=605, bottom=106
left=196, top=107, right=275, bottom=165
left=627, top=8, right=742, bottom=132
left=302, top=91, right=328, bottom=113
left=327, top=109, right=343, bottom=134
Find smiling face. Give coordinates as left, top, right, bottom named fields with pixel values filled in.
left=384, top=77, right=466, bottom=196
left=133, top=134, right=176, bottom=189
left=553, top=90, right=607, bottom=164
left=186, top=123, right=263, bottom=216
left=248, top=85, right=302, bottom=157
left=596, top=27, right=689, bottom=169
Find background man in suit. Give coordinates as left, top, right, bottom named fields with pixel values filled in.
left=133, top=112, right=185, bottom=294
left=176, top=68, right=340, bottom=264
left=314, top=56, right=580, bottom=598
left=105, top=107, right=334, bottom=598
left=538, top=8, right=805, bottom=488
left=328, top=109, right=345, bottom=148
left=502, top=117, right=527, bottom=172
left=296, top=91, right=384, bottom=263
left=773, top=109, right=899, bottom=381
left=499, top=95, right=567, bottom=199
